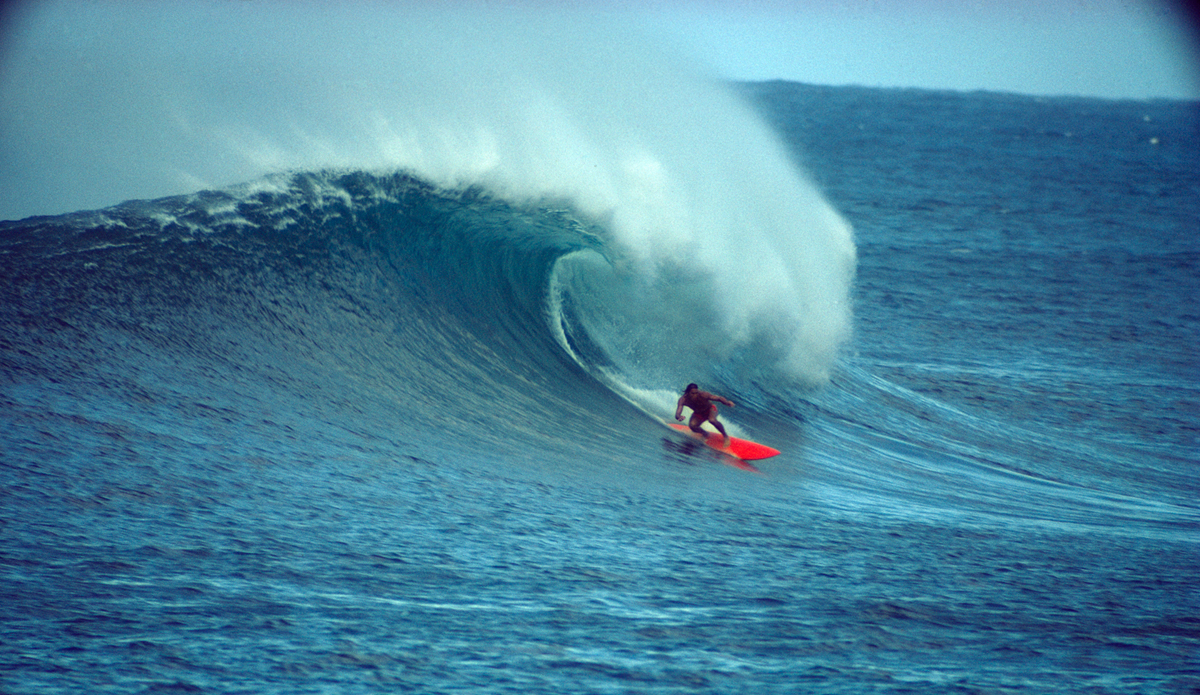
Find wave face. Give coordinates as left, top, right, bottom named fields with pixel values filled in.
left=0, top=2, right=855, bottom=384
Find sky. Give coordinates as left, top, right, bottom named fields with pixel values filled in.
left=632, top=0, right=1200, bottom=100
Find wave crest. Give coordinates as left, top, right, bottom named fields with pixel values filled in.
left=2, top=2, right=855, bottom=383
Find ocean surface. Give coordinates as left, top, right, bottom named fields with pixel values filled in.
left=2, top=70, right=1198, bottom=695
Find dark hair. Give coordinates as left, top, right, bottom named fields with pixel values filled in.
left=685, top=383, right=698, bottom=392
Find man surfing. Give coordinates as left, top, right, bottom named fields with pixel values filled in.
left=675, top=383, right=735, bottom=442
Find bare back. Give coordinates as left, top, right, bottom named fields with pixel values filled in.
left=681, top=390, right=715, bottom=417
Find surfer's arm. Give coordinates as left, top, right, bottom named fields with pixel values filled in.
left=674, top=397, right=686, bottom=421
left=701, top=391, right=735, bottom=408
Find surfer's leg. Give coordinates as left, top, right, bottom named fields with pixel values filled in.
left=707, top=406, right=729, bottom=440
left=710, top=417, right=728, bottom=441
left=688, top=413, right=706, bottom=435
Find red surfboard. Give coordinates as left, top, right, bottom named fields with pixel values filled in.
left=667, top=423, right=780, bottom=461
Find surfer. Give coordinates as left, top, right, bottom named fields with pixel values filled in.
left=675, top=383, right=735, bottom=441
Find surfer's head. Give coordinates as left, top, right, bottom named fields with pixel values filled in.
left=684, top=383, right=698, bottom=394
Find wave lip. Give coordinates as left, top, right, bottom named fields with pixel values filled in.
left=0, top=2, right=855, bottom=385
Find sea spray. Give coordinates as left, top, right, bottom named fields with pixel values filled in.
left=0, top=1, right=854, bottom=383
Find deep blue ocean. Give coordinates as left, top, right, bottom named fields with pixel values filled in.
left=2, top=60, right=1198, bottom=695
